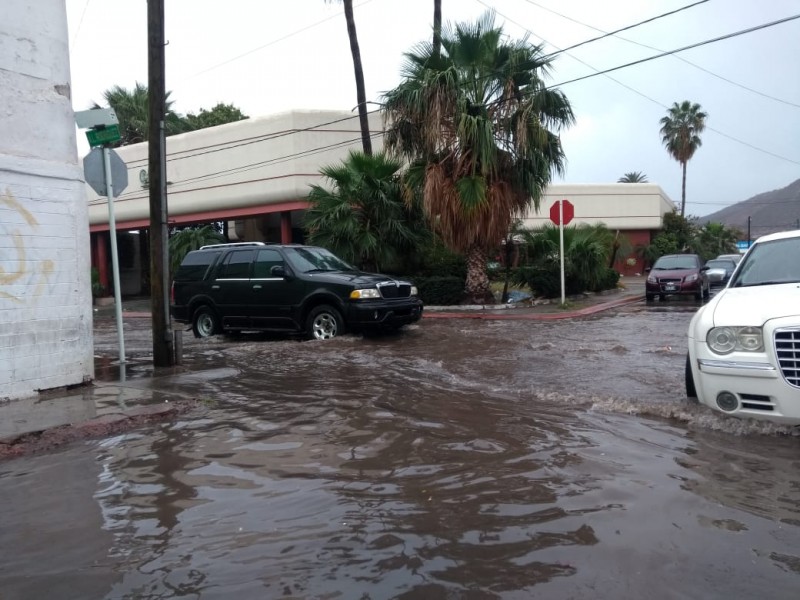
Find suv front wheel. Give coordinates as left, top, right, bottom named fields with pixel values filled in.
left=192, top=305, right=221, bottom=338
left=306, top=305, right=344, bottom=340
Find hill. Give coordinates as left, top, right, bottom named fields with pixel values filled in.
left=697, top=178, right=800, bottom=239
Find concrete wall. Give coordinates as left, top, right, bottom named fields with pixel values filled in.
left=0, top=0, right=94, bottom=399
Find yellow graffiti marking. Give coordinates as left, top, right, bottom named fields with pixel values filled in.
left=32, top=259, right=55, bottom=298
left=0, top=231, right=26, bottom=284
left=1, top=189, right=38, bottom=226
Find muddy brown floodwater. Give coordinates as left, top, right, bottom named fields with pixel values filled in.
left=1, top=305, right=799, bottom=599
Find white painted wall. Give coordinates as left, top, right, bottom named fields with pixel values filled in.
left=0, top=0, right=93, bottom=400
left=521, top=183, right=677, bottom=231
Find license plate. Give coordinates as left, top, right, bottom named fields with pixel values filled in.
left=664, top=284, right=677, bottom=291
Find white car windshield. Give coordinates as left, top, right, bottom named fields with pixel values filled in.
left=730, top=237, right=800, bottom=287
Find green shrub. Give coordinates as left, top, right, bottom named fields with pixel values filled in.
left=411, top=243, right=467, bottom=279
left=591, top=267, right=620, bottom=292
left=413, top=276, right=465, bottom=305
left=513, top=265, right=583, bottom=298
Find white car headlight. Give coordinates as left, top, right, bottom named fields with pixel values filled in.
left=647, top=274, right=656, bottom=284
left=706, top=326, right=764, bottom=354
left=410, top=285, right=418, bottom=296
left=350, top=288, right=380, bottom=299
left=685, top=273, right=698, bottom=282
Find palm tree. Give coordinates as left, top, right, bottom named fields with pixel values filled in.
left=327, top=0, right=372, bottom=155
left=94, top=82, right=184, bottom=146
left=382, top=11, right=574, bottom=302
left=618, top=171, right=648, bottom=183
left=432, top=0, right=442, bottom=58
left=659, top=100, right=707, bottom=217
left=305, top=151, right=429, bottom=272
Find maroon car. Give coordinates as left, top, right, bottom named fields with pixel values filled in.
left=645, top=253, right=709, bottom=301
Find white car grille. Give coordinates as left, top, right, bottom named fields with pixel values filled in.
left=775, top=328, right=800, bottom=388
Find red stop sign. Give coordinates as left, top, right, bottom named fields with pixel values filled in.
left=549, top=199, right=574, bottom=226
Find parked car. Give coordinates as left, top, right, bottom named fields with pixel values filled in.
left=686, top=229, right=800, bottom=424
left=171, top=242, right=423, bottom=340
left=645, top=254, right=710, bottom=301
left=716, top=253, right=743, bottom=264
left=704, top=258, right=738, bottom=287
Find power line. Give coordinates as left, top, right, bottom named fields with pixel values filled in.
left=69, top=0, right=91, bottom=52
left=178, top=0, right=376, bottom=83
left=523, top=0, right=800, bottom=109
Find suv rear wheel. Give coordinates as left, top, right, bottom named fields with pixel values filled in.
left=192, top=305, right=220, bottom=338
left=306, top=305, right=344, bottom=340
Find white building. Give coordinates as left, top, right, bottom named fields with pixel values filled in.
left=86, top=111, right=676, bottom=288
left=0, top=0, right=93, bottom=400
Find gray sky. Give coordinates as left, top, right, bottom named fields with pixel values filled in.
left=65, top=0, right=800, bottom=218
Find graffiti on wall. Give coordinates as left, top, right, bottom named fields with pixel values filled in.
left=1, top=189, right=54, bottom=304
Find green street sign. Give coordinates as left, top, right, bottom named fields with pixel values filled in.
left=86, top=124, right=121, bottom=147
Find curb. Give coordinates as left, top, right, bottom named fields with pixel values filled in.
left=422, top=294, right=642, bottom=321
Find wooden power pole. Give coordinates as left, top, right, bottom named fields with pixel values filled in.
left=148, top=0, right=174, bottom=366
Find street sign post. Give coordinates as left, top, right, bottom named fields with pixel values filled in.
left=85, top=124, right=121, bottom=147
left=549, top=199, right=575, bottom=304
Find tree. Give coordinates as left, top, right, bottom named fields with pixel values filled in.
left=94, top=82, right=184, bottom=146
left=94, top=84, right=247, bottom=145
left=326, top=0, right=372, bottom=155
left=637, top=211, right=697, bottom=264
left=691, top=221, right=742, bottom=261
left=618, top=171, right=648, bottom=183
left=184, top=103, right=248, bottom=131
left=432, top=0, right=442, bottom=58
left=383, top=11, right=574, bottom=302
left=304, top=151, right=429, bottom=272
left=659, top=100, right=707, bottom=217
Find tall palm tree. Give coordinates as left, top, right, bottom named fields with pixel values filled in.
left=432, top=0, right=442, bottom=58
left=617, top=171, right=648, bottom=183
left=659, top=100, right=707, bottom=217
left=382, top=11, right=574, bottom=302
left=327, top=0, right=372, bottom=155
left=305, top=151, right=428, bottom=272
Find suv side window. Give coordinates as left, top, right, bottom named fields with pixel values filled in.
left=217, top=250, right=255, bottom=279
left=253, top=249, right=285, bottom=279
left=174, top=250, right=221, bottom=281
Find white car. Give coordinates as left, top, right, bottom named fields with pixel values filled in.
left=686, top=230, right=800, bottom=424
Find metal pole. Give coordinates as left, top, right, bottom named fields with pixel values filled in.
left=102, top=146, right=126, bottom=365
left=559, top=200, right=566, bottom=305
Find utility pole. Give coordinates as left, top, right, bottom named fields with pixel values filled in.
left=746, top=216, right=752, bottom=249
left=148, top=0, right=174, bottom=366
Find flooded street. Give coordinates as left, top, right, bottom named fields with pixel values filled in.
left=2, top=306, right=799, bottom=599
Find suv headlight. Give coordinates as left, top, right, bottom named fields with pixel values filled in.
left=706, top=326, right=763, bottom=354
left=410, top=285, right=418, bottom=296
left=350, top=288, right=380, bottom=299
left=685, top=273, right=698, bottom=282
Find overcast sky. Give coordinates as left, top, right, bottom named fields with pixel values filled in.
left=65, top=0, right=800, bottom=218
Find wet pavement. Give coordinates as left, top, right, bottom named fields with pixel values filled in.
left=1, top=294, right=800, bottom=599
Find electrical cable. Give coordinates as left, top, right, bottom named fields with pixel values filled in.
left=522, top=0, right=800, bottom=109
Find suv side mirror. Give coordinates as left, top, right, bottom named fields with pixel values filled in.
left=700, top=265, right=709, bottom=271
left=271, top=265, right=288, bottom=278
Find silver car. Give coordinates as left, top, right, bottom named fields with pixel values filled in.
left=705, top=258, right=737, bottom=287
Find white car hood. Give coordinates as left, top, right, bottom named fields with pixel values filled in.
left=712, top=284, right=800, bottom=326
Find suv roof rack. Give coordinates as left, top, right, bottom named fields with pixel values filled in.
left=199, top=241, right=266, bottom=250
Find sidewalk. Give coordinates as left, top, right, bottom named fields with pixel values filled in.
left=2, top=277, right=645, bottom=459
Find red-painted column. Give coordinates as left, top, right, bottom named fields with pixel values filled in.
left=280, top=211, right=292, bottom=243
left=95, top=232, right=110, bottom=291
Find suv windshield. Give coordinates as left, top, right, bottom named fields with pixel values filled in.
left=730, top=237, right=800, bottom=287
left=285, top=247, right=356, bottom=273
left=652, top=255, right=698, bottom=270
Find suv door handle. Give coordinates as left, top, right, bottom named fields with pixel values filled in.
left=252, top=284, right=262, bottom=290
left=211, top=285, right=220, bottom=290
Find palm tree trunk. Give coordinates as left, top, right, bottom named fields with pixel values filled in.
left=465, top=244, right=492, bottom=304
left=680, top=160, right=687, bottom=217
left=433, top=0, right=442, bottom=58
left=343, top=0, right=372, bottom=156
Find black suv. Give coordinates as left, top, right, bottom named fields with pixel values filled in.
left=170, top=242, right=423, bottom=340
